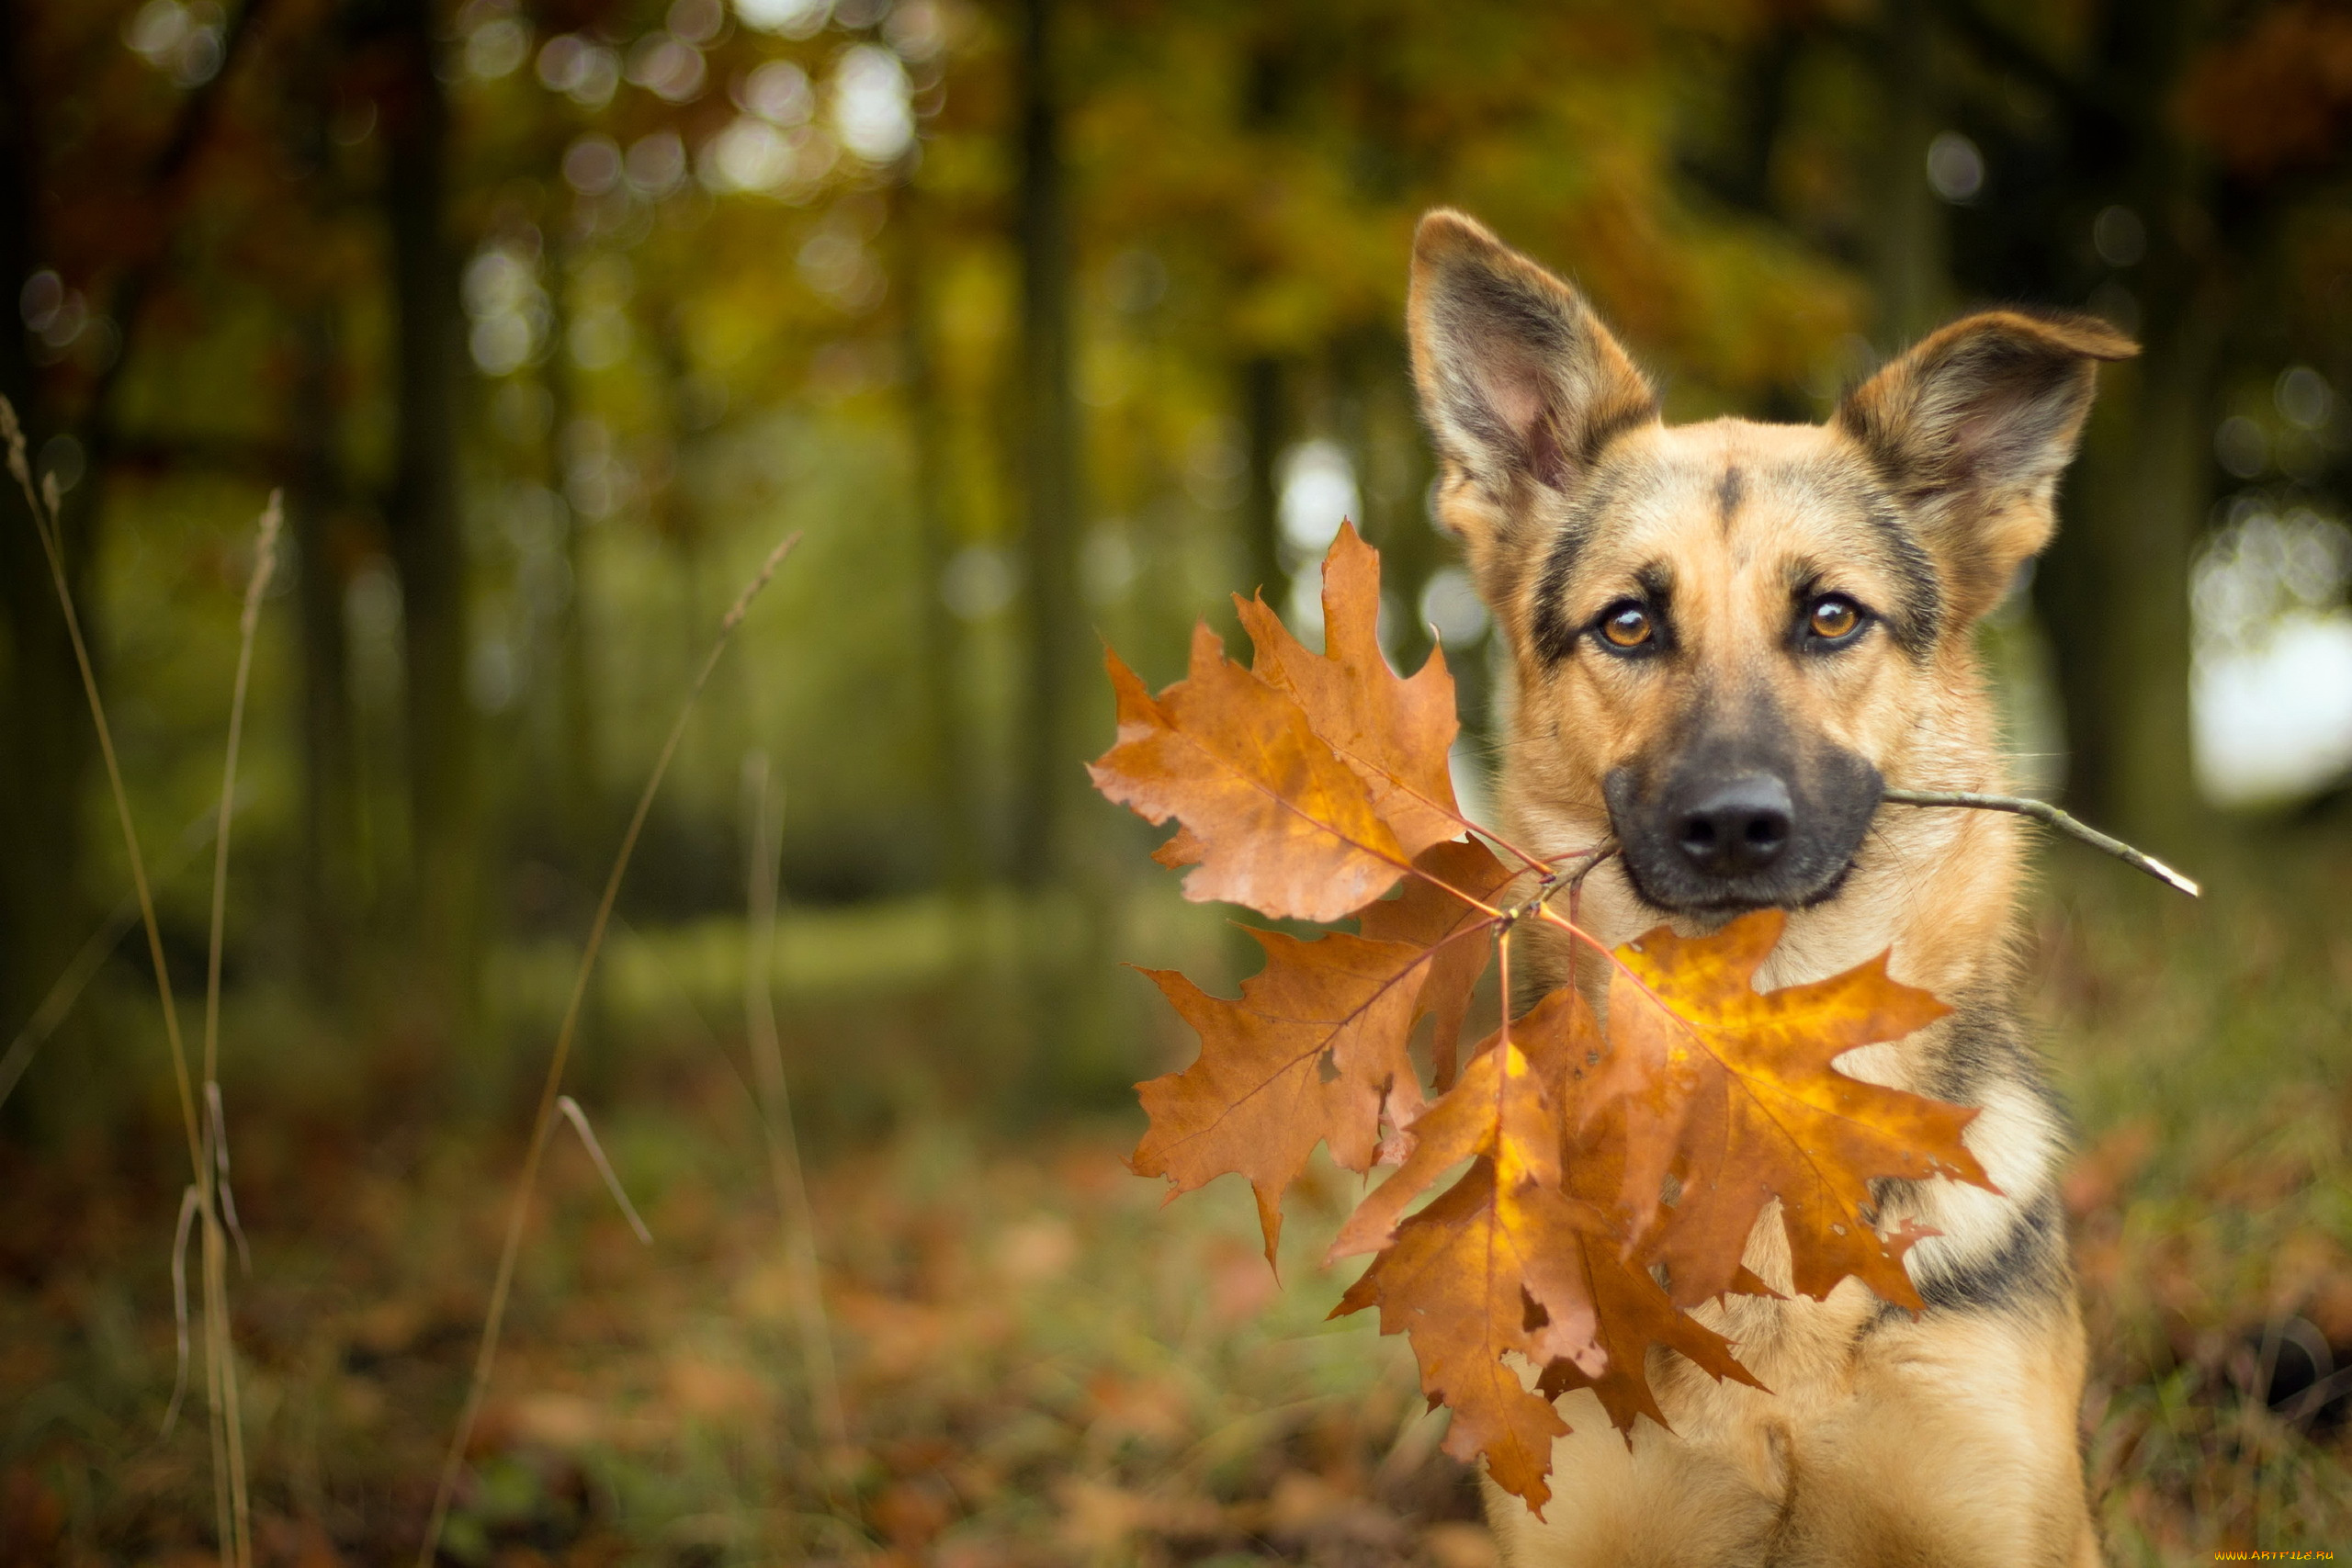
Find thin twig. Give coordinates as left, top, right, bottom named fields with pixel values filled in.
left=417, top=534, right=800, bottom=1568
left=742, top=754, right=852, bottom=1485
left=1880, top=788, right=2199, bottom=897
left=554, top=1097, right=652, bottom=1246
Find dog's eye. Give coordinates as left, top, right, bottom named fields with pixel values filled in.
left=1600, top=603, right=1655, bottom=649
left=1806, top=596, right=1863, bottom=641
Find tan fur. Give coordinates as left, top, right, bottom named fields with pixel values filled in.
left=1405, top=211, right=2125, bottom=1566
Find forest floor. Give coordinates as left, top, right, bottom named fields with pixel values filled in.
left=4, top=835, right=2350, bottom=1566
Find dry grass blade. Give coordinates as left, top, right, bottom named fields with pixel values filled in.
left=417, top=534, right=801, bottom=1568
left=162, top=1184, right=200, bottom=1436
left=203, top=491, right=279, bottom=1092
left=0, top=402, right=204, bottom=1224
left=206, top=1084, right=252, bottom=1273
left=197, top=492, right=277, bottom=1568
left=555, top=1096, right=653, bottom=1245
left=3, top=398, right=254, bottom=1568
left=742, top=753, right=851, bottom=1482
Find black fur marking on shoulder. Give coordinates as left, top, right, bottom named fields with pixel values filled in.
left=1861, top=996, right=2076, bottom=1325
left=1917, top=1186, right=2070, bottom=1314
left=1918, top=989, right=2076, bottom=1137
left=1917, top=991, right=2027, bottom=1106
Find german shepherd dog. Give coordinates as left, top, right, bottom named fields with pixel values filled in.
left=1406, top=210, right=2131, bottom=1565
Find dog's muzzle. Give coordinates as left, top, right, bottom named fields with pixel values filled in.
left=1604, top=747, right=1882, bottom=913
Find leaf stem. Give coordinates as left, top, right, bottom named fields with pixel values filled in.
left=1497, top=925, right=1512, bottom=1057
left=1879, top=788, right=2199, bottom=897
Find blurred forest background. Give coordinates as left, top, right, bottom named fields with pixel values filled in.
left=4, top=0, right=2352, bottom=1562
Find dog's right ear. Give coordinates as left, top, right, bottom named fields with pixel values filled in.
left=1408, top=210, right=1657, bottom=533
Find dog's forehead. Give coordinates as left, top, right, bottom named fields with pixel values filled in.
left=1525, top=415, right=1943, bottom=659
left=1577, top=418, right=1880, bottom=558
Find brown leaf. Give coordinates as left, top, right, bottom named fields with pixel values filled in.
left=1329, top=998, right=1615, bottom=1515
left=1331, top=990, right=1589, bottom=1266
left=1151, top=824, right=1204, bottom=869
left=1534, top=1235, right=1766, bottom=1436
left=1133, top=929, right=1429, bottom=1263
left=1532, top=1102, right=1766, bottom=1436
left=1239, top=522, right=1464, bottom=857
left=1597, top=910, right=1987, bottom=1307
left=1358, top=837, right=1519, bottom=1088
left=1090, top=626, right=1410, bottom=922
left=1333, top=1161, right=1582, bottom=1517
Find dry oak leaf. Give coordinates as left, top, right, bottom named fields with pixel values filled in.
left=1513, top=985, right=1770, bottom=1438
left=1598, top=909, right=1992, bottom=1309
left=1330, top=997, right=1618, bottom=1517
left=1530, top=1106, right=1768, bottom=1438
left=1150, top=823, right=1204, bottom=869
left=1357, top=837, right=1519, bottom=1090
left=1333, top=1156, right=1581, bottom=1517
left=1132, top=928, right=1428, bottom=1265
left=1091, top=625, right=1408, bottom=922
left=1238, top=521, right=1464, bottom=858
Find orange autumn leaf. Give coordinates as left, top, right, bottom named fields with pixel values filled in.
left=1329, top=996, right=1615, bottom=1515
left=1091, top=626, right=1409, bottom=922
left=1357, top=836, right=1518, bottom=1089
left=1132, top=929, right=1429, bottom=1264
left=1150, top=823, right=1204, bottom=869
left=1534, top=1233, right=1766, bottom=1437
left=1238, top=522, right=1464, bottom=858
left=1332, top=1158, right=1589, bottom=1517
left=1531, top=1103, right=1768, bottom=1437
left=1598, top=910, right=1990, bottom=1308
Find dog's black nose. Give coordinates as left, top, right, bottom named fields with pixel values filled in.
left=1672, top=774, right=1793, bottom=877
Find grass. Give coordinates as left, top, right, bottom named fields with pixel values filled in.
left=4, top=784, right=2350, bottom=1564
left=2035, top=831, right=2352, bottom=1561
left=0, top=1038, right=1478, bottom=1564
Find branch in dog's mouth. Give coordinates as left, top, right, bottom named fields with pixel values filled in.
left=1878, top=788, right=2201, bottom=897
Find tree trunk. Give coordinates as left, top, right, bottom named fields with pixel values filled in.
left=1869, top=0, right=1949, bottom=352
left=897, top=177, right=978, bottom=891
left=1238, top=354, right=1286, bottom=604
left=288, top=307, right=360, bottom=1003
left=382, top=0, right=478, bottom=1044
left=1010, top=0, right=1081, bottom=886
left=539, top=234, right=597, bottom=870
left=2032, top=0, right=2209, bottom=855
left=0, top=0, right=92, bottom=1049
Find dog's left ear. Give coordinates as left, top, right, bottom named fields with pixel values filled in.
left=1838, top=310, right=2137, bottom=624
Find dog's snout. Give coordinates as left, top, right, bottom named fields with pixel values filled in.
left=1671, top=774, right=1792, bottom=877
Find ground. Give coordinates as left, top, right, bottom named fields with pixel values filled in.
left=3, top=840, right=2349, bottom=1565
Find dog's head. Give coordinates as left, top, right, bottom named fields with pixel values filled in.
left=1407, top=210, right=2132, bottom=915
